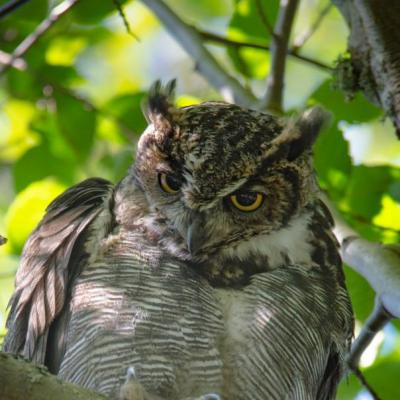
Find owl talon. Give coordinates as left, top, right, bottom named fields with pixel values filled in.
left=118, top=367, right=147, bottom=400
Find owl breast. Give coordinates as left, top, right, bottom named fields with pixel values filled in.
left=59, top=227, right=225, bottom=399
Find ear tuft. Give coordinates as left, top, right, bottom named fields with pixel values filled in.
left=144, top=79, right=178, bottom=131
left=286, top=106, right=330, bottom=161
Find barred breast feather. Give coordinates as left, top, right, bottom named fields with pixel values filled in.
left=60, top=229, right=350, bottom=400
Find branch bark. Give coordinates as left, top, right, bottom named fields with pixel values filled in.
left=198, top=30, right=333, bottom=71
left=262, top=0, right=300, bottom=113
left=332, top=0, right=400, bottom=138
left=139, top=0, right=258, bottom=108
left=0, top=353, right=107, bottom=400
left=0, top=0, right=30, bottom=20
left=0, top=0, right=80, bottom=75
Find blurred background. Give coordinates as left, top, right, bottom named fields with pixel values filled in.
left=0, top=0, right=399, bottom=398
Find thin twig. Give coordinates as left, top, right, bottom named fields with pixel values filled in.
left=199, top=30, right=332, bottom=71
left=347, top=299, right=389, bottom=400
left=112, top=0, right=139, bottom=40
left=0, top=0, right=30, bottom=20
left=352, top=367, right=382, bottom=400
left=254, top=0, right=274, bottom=37
left=262, top=0, right=300, bottom=113
left=292, top=3, right=332, bottom=51
left=324, top=193, right=400, bottom=320
left=0, top=0, right=80, bottom=75
left=139, top=0, right=258, bottom=108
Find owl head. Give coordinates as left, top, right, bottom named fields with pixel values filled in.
left=127, top=81, right=329, bottom=285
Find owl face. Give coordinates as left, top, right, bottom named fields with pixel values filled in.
left=131, top=83, right=327, bottom=281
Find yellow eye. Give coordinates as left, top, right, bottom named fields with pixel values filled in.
left=229, top=191, right=264, bottom=212
left=158, top=172, right=181, bottom=194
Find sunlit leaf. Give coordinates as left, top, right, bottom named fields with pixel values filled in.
left=0, top=100, right=39, bottom=162
left=45, top=37, right=87, bottom=66
left=5, top=178, right=66, bottom=254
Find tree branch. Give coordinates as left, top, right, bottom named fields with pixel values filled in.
left=330, top=204, right=400, bottom=320
left=292, top=3, right=332, bottom=51
left=254, top=0, right=275, bottom=37
left=262, top=0, right=300, bottom=113
left=0, top=0, right=30, bottom=20
left=0, top=353, right=107, bottom=400
left=0, top=0, right=80, bottom=75
left=347, top=298, right=392, bottom=371
left=332, top=0, right=400, bottom=138
left=139, top=0, right=258, bottom=108
left=198, top=30, right=333, bottom=71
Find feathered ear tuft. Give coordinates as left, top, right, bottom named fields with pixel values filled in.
left=144, top=79, right=178, bottom=132
left=264, top=106, right=330, bottom=162
left=286, top=106, right=330, bottom=161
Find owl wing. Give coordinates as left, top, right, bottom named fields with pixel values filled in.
left=3, top=177, right=114, bottom=371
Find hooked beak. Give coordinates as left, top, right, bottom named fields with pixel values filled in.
left=186, top=212, right=206, bottom=256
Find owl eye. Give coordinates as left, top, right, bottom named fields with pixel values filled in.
left=158, top=172, right=181, bottom=194
left=229, top=191, right=264, bottom=212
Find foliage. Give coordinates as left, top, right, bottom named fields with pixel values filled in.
left=0, top=0, right=399, bottom=398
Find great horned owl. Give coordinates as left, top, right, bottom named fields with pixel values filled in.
left=4, top=81, right=353, bottom=400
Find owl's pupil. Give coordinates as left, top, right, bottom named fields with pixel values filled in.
left=235, top=191, right=257, bottom=206
left=165, top=175, right=181, bottom=191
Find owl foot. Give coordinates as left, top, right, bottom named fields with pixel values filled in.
left=119, top=367, right=163, bottom=400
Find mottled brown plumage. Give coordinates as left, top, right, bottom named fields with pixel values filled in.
left=4, top=81, right=353, bottom=400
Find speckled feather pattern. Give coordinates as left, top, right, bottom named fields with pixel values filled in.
left=4, top=86, right=353, bottom=400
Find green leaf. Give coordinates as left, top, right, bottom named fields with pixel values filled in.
left=228, top=0, right=279, bottom=42
left=105, top=92, right=147, bottom=136
left=226, top=0, right=278, bottom=77
left=310, top=79, right=382, bottom=123
left=0, top=0, right=48, bottom=22
left=55, top=93, right=96, bottom=162
left=344, top=265, right=375, bottom=323
left=337, top=372, right=362, bottom=400
left=363, top=360, right=400, bottom=399
left=314, top=125, right=351, bottom=197
left=345, top=166, right=394, bottom=219
left=5, top=178, right=66, bottom=254
left=13, top=144, right=75, bottom=192
left=6, top=69, right=42, bottom=100
left=39, top=65, right=82, bottom=85
left=71, top=0, right=129, bottom=24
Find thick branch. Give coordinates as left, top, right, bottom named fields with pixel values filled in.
left=0, top=353, right=107, bottom=400
left=0, top=0, right=80, bottom=75
left=139, top=0, right=257, bottom=108
left=330, top=201, right=400, bottom=319
left=263, top=0, right=300, bottom=113
left=332, top=0, right=400, bottom=138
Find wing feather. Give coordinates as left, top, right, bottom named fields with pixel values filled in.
left=3, top=177, right=114, bottom=367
